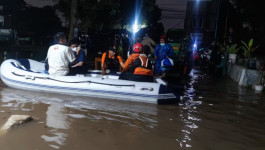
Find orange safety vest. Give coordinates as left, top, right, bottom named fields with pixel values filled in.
left=123, top=53, right=139, bottom=72
left=134, top=56, right=153, bottom=76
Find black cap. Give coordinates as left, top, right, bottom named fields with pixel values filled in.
left=109, top=47, right=117, bottom=53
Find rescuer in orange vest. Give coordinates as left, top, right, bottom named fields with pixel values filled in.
left=101, top=46, right=124, bottom=75
left=119, top=43, right=154, bottom=82
left=128, top=45, right=154, bottom=82
left=119, top=43, right=142, bottom=80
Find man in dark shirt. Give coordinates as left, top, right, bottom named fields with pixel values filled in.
left=69, top=39, right=87, bottom=75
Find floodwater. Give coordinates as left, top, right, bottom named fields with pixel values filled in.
left=0, top=69, right=265, bottom=150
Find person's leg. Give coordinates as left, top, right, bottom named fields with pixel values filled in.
left=155, top=59, right=162, bottom=76
left=68, top=67, right=80, bottom=75
left=132, top=74, right=154, bottom=82
left=119, top=72, right=134, bottom=80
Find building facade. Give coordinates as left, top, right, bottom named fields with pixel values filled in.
left=0, top=1, right=12, bottom=40
left=156, top=0, right=187, bottom=31
left=0, top=0, right=26, bottom=41
left=157, top=0, right=219, bottom=44
left=185, top=0, right=218, bottom=44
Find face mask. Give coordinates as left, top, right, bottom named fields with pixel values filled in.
left=72, top=47, right=77, bottom=52
left=160, top=43, right=165, bottom=46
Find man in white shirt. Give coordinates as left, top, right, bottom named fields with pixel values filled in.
left=46, top=32, right=76, bottom=76
left=141, top=34, right=156, bottom=54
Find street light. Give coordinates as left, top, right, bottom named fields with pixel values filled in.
left=133, top=22, right=139, bottom=33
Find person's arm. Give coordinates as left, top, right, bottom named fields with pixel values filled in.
left=45, top=47, right=51, bottom=71
left=65, top=47, right=76, bottom=64
left=120, top=62, right=124, bottom=68
left=101, top=53, right=106, bottom=75
left=101, top=66, right=106, bottom=75
left=154, top=45, right=159, bottom=60
left=122, top=56, right=133, bottom=72
left=71, top=50, right=85, bottom=68
left=68, top=45, right=80, bottom=63
left=117, top=55, right=124, bottom=67
left=69, top=46, right=82, bottom=65
left=72, top=61, right=83, bottom=67
left=166, top=44, right=174, bottom=58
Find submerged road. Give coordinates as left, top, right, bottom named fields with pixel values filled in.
left=0, top=68, right=264, bottom=150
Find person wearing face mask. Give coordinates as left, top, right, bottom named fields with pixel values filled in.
left=46, top=32, right=77, bottom=76
left=69, top=38, right=87, bottom=75
left=154, top=35, right=174, bottom=76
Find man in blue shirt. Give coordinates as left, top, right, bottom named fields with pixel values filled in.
left=69, top=39, right=87, bottom=75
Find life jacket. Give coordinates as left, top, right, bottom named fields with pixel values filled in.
left=123, top=53, right=140, bottom=72
left=134, top=56, right=153, bottom=76
left=105, top=51, right=120, bottom=71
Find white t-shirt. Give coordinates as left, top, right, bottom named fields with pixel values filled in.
left=47, top=44, right=75, bottom=76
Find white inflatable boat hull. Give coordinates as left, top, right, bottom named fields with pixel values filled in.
left=0, top=59, right=179, bottom=104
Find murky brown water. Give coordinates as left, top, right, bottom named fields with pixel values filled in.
left=0, top=69, right=265, bottom=150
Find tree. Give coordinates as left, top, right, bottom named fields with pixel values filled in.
left=68, top=0, right=78, bottom=39
left=224, top=0, right=265, bottom=56
left=55, top=0, right=162, bottom=34
left=16, top=6, right=62, bottom=38
left=5, top=0, right=26, bottom=14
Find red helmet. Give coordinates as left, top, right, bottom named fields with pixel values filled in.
left=160, top=35, right=166, bottom=40
left=133, top=43, right=143, bottom=53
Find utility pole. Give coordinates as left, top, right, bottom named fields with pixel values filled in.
left=214, top=0, right=221, bottom=39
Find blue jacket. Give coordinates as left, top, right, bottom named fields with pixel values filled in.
left=154, top=43, right=173, bottom=60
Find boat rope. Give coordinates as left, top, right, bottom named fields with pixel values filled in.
left=11, top=72, right=135, bottom=87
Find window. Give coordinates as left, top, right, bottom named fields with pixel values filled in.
left=0, top=15, right=4, bottom=27
left=192, top=17, right=203, bottom=28
left=0, top=5, right=3, bottom=12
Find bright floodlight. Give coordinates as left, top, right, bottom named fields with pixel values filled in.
left=133, top=23, right=139, bottom=33
left=193, top=43, right=197, bottom=48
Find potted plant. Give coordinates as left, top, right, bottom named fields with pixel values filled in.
left=227, top=44, right=239, bottom=63
left=241, top=38, right=259, bottom=69
left=254, top=59, right=265, bottom=91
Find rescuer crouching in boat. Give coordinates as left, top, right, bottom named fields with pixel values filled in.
left=119, top=43, right=154, bottom=82
left=128, top=45, right=154, bottom=82
left=101, top=46, right=124, bottom=75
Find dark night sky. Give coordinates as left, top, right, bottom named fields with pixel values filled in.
left=24, top=0, right=194, bottom=30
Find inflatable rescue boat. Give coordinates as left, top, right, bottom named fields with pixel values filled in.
left=0, top=59, right=180, bottom=104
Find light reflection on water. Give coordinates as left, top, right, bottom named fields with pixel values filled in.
left=177, top=69, right=201, bottom=148
left=0, top=67, right=265, bottom=149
